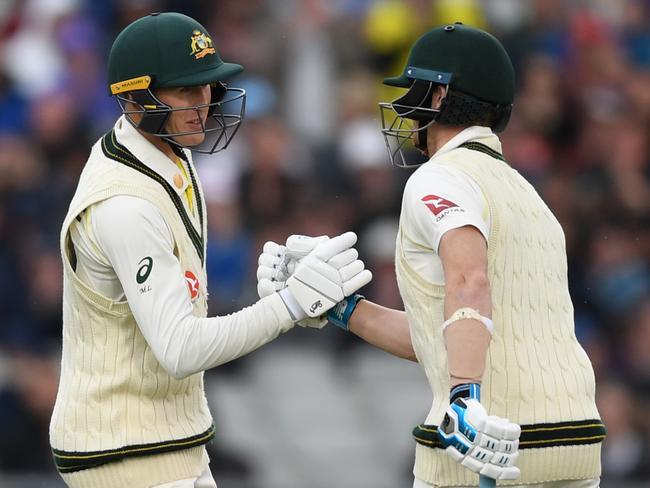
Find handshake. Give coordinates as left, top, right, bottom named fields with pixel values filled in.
left=257, top=232, right=372, bottom=328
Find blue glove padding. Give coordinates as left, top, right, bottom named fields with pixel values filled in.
left=327, top=294, right=365, bottom=331
left=438, top=383, right=521, bottom=479
left=438, top=383, right=481, bottom=454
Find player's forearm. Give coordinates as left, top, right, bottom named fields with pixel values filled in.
left=443, top=272, right=492, bottom=386
left=348, top=300, right=417, bottom=362
left=158, top=293, right=294, bottom=379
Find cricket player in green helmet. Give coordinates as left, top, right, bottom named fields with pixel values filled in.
left=49, top=12, right=371, bottom=488
left=257, top=23, right=605, bottom=487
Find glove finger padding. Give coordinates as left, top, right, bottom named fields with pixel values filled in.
left=498, top=438, right=519, bottom=453
left=256, top=261, right=288, bottom=287
left=293, top=262, right=344, bottom=301
left=285, top=235, right=329, bottom=275
left=312, top=232, right=357, bottom=261
left=258, top=278, right=281, bottom=298
left=286, top=235, right=329, bottom=258
left=483, top=416, right=521, bottom=441
left=480, top=464, right=521, bottom=480
left=342, top=269, right=372, bottom=296
left=445, top=445, right=466, bottom=463
left=339, top=259, right=365, bottom=281
left=257, top=252, right=281, bottom=269
left=328, top=248, right=358, bottom=269
left=257, top=242, right=290, bottom=297
left=489, top=449, right=519, bottom=467
left=256, top=265, right=276, bottom=281
left=301, top=255, right=343, bottom=285
left=261, top=241, right=285, bottom=260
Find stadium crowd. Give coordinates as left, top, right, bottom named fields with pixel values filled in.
left=0, top=0, right=648, bottom=485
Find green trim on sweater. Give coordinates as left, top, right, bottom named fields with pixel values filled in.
left=101, top=130, right=205, bottom=264
left=413, top=418, right=606, bottom=450
left=53, top=425, right=215, bottom=473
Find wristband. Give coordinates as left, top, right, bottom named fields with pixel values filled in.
left=442, top=307, right=493, bottom=335
left=327, top=294, right=365, bottom=331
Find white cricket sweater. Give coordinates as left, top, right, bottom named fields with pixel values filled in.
left=396, top=132, right=604, bottom=485
left=50, top=118, right=293, bottom=480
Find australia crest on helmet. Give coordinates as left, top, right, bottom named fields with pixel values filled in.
left=190, top=30, right=215, bottom=59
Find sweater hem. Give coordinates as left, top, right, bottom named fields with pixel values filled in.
left=52, top=424, right=215, bottom=473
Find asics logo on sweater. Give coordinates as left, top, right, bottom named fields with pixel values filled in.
left=136, top=257, right=153, bottom=284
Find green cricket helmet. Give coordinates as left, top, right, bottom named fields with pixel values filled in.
left=379, top=23, right=515, bottom=167
left=108, top=12, right=246, bottom=154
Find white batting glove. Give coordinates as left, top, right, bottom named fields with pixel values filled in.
left=281, top=232, right=372, bottom=320
left=257, top=235, right=330, bottom=298
left=257, top=241, right=289, bottom=298
left=438, top=385, right=521, bottom=480
left=257, top=235, right=331, bottom=328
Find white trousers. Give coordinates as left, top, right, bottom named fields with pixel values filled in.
left=413, top=478, right=600, bottom=488
left=152, top=465, right=217, bottom=488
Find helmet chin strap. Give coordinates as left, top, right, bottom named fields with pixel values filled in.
left=403, top=81, right=447, bottom=158
left=413, top=121, right=430, bottom=156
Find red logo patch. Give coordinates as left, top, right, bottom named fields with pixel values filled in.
left=184, top=271, right=200, bottom=300
left=421, top=194, right=458, bottom=215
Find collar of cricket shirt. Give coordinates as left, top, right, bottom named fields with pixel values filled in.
left=429, top=125, right=503, bottom=161
left=114, top=115, right=190, bottom=197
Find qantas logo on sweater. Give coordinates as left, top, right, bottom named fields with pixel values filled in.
left=421, top=194, right=459, bottom=216
left=185, top=271, right=200, bottom=301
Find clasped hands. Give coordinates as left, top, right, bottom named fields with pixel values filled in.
left=257, top=233, right=371, bottom=328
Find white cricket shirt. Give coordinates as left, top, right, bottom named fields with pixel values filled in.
left=400, top=126, right=492, bottom=284
left=68, top=117, right=293, bottom=378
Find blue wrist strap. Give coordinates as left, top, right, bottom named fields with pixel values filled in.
left=327, top=294, right=365, bottom=331
left=450, top=383, right=481, bottom=403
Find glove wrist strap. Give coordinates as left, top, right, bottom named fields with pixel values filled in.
left=278, top=288, right=307, bottom=322
left=327, top=294, right=365, bottom=331
left=450, top=383, right=481, bottom=403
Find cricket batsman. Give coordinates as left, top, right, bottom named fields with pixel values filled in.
left=48, top=12, right=371, bottom=488
left=258, top=23, right=606, bottom=487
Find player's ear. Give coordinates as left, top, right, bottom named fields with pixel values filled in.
left=430, top=85, right=447, bottom=110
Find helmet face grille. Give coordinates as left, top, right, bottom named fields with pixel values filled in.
left=116, top=86, right=246, bottom=154
left=379, top=101, right=434, bottom=168
left=190, top=89, right=246, bottom=154
left=378, top=80, right=439, bottom=168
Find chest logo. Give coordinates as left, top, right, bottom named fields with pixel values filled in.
left=185, top=270, right=200, bottom=300
left=421, top=194, right=458, bottom=216
left=190, top=30, right=215, bottom=59
left=136, top=257, right=153, bottom=284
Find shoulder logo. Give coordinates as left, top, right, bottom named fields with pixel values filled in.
left=190, top=30, right=215, bottom=59
left=421, top=194, right=458, bottom=216
left=185, top=270, right=200, bottom=301
left=136, top=257, right=153, bottom=284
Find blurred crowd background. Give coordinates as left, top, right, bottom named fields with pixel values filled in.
left=0, top=0, right=649, bottom=486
